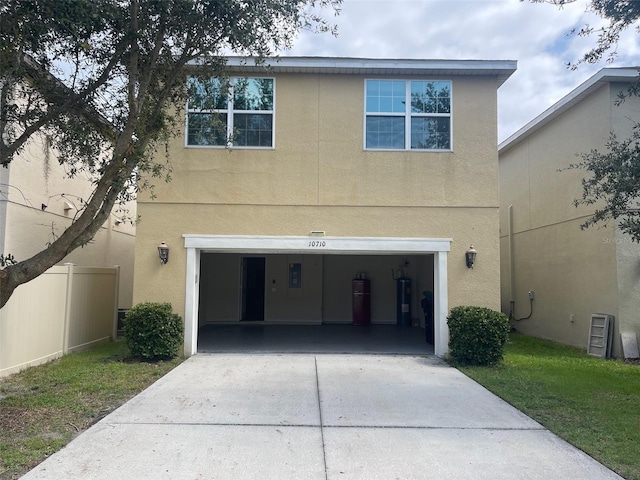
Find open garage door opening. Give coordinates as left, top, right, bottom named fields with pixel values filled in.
left=182, top=235, right=451, bottom=357
left=196, top=252, right=435, bottom=354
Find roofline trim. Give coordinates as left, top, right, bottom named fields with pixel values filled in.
left=499, top=67, right=640, bottom=154
left=189, top=56, right=517, bottom=86
left=228, top=55, right=517, bottom=71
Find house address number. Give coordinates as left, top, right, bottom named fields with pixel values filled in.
left=308, top=240, right=327, bottom=248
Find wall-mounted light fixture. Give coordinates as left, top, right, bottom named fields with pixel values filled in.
left=465, top=245, right=477, bottom=269
left=158, top=242, right=170, bottom=265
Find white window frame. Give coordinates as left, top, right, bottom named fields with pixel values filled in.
left=185, top=76, right=276, bottom=149
left=363, top=79, right=452, bottom=152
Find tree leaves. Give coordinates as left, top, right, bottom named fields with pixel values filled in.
left=0, top=0, right=341, bottom=307
left=568, top=126, right=640, bottom=242
left=529, top=0, right=640, bottom=67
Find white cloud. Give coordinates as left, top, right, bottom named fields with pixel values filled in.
left=285, top=0, right=640, bottom=141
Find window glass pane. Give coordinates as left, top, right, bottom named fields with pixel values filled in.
left=393, top=81, right=406, bottom=97
left=233, top=113, right=273, bottom=147
left=187, top=113, right=227, bottom=146
left=366, top=96, right=379, bottom=112
left=187, top=77, right=228, bottom=110
left=233, top=78, right=274, bottom=111
left=379, top=96, right=393, bottom=112
left=366, top=80, right=405, bottom=113
left=411, top=117, right=450, bottom=150
left=366, top=80, right=380, bottom=96
left=366, top=116, right=405, bottom=149
left=410, top=81, right=451, bottom=114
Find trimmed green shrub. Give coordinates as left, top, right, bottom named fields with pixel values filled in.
left=124, top=302, right=183, bottom=360
left=447, top=306, right=510, bottom=366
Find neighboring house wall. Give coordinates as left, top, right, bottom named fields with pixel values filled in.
left=499, top=70, right=640, bottom=357
left=610, top=81, right=640, bottom=356
left=0, top=134, right=136, bottom=308
left=133, top=58, right=515, bottom=356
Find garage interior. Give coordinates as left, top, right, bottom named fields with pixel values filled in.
left=196, top=253, right=435, bottom=354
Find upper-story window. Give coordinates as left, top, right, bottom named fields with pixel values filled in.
left=186, top=77, right=274, bottom=148
left=365, top=79, right=451, bottom=151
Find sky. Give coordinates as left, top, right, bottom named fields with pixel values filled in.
left=283, top=0, right=640, bottom=143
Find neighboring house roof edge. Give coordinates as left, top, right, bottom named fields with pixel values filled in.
left=191, top=56, right=517, bottom=86
left=499, top=67, right=640, bottom=155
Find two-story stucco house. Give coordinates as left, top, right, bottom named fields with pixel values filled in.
left=499, top=67, right=640, bottom=358
left=132, top=57, right=517, bottom=357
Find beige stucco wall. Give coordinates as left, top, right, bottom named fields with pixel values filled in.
left=1, top=135, right=136, bottom=308
left=142, top=74, right=499, bottom=207
left=615, top=226, right=640, bottom=350
left=500, top=82, right=640, bottom=357
left=135, top=206, right=500, bottom=323
left=134, top=72, right=502, bottom=323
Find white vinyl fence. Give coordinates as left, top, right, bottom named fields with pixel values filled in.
left=0, top=264, right=119, bottom=378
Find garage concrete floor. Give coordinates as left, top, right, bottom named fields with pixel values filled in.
left=197, top=324, right=434, bottom=355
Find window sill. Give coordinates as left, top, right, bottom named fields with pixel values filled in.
left=364, top=148, right=453, bottom=153
left=184, top=144, right=275, bottom=150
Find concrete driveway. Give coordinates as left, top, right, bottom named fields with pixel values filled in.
left=22, top=354, right=622, bottom=479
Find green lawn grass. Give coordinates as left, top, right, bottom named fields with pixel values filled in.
left=0, top=340, right=182, bottom=480
left=458, top=333, right=640, bottom=480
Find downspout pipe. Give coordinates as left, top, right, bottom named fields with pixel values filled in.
left=508, top=205, right=515, bottom=320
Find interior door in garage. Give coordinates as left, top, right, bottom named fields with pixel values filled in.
left=241, top=257, right=265, bottom=321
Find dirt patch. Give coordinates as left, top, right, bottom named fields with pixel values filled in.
left=0, top=407, right=33, bottom=434
left=0, top=407, right=63, bottom=436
